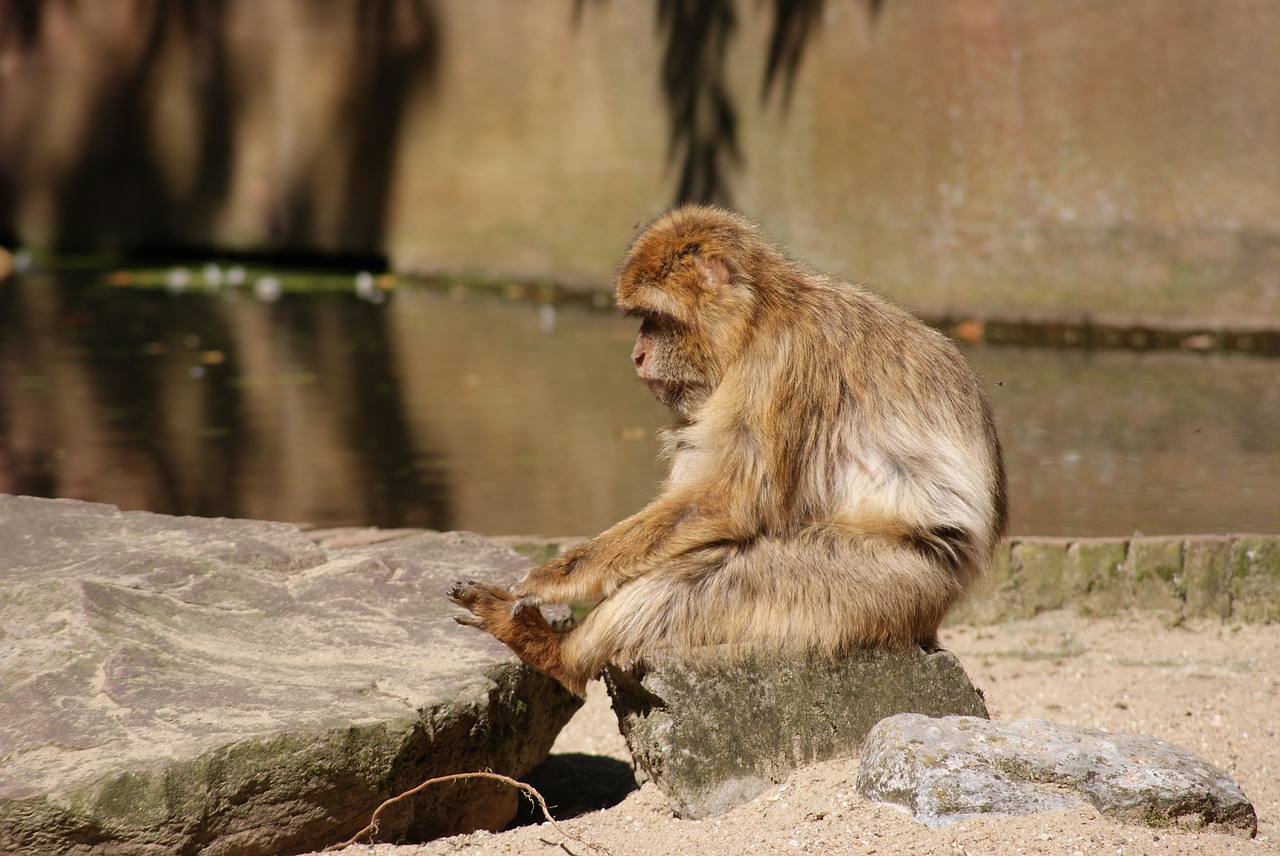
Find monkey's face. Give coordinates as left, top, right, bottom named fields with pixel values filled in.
left=630, top=313, right=713, bottom=414
left=619, top=253, right=738, bottom=417
left=615, top=206, right=764, bottom=416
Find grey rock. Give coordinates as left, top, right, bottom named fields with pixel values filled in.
left=0, top=495, right=581, bottom=855
left=857, top=713, right=1257, bottom=836
left=605, top=647, right=988, bottom=818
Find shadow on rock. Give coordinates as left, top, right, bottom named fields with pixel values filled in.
left=508, top=753, right=639, bottom=825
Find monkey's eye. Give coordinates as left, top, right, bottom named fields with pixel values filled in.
left=637, top=315, right=676, bottom=338
left=625, top=307, right=670, bottom=327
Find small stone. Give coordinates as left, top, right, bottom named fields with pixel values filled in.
left=857, top=713, right=1257, bottom=836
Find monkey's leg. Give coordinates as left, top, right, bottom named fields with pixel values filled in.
left=553, top=529, right=965, bottom=687
left=447, top=579, right=581, bottom=694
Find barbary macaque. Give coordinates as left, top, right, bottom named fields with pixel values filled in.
left=450, top=205, right=1007, bottom=696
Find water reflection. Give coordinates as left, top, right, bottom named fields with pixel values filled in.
left=1, top=271, right=1277, bottom=537
left=0, top=272, right=451, bottom=530
left=976, top=347, right=1280, bottom=537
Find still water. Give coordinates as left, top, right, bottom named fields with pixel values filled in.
left=2, top=271, right=1278, bottom=537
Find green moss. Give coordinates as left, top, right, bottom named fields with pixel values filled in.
left=1229, top=538, right=1280, bottom=622
left=1183, top=537, right=1234, bottom=619
left=1010, top=540, right=1070, bottom=617
left=1128, top=537, right=1185, bottom=612
left=92, top=771, right=168, bottom=826
left=66, top=719, right=412, bottom=840
left=1068, top=539, right=1129, bottom=617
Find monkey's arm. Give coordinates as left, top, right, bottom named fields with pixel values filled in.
left=510, top=494, right=723, bottom=605
left=516, top=341, right=831, bottom=605
left=519, top=362, right=833, bottom=605
left=513, top=425, right=794, bottom=604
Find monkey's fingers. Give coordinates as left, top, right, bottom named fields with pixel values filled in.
left=453, top=613, right=486, bottom=628
left=446, top=579, right=472, bottom=608
left=447, top=578, right=515, bottom=606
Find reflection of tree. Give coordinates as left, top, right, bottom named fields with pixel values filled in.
left=73, top=282, right=244, bottom=517
left=0, top=277, right=452, bottom=530
left=0, top=272, right=52, bottom=495
left=270, top=295, right=450, bottom=528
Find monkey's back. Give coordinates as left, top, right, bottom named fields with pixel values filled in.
left=711, top=269, right=1007, bottom=577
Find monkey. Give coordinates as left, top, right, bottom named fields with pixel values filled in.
left=449, top=204, right=1007, bottom=697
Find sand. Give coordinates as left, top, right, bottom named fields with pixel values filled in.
left=332, top=610, right=1279, bottom=855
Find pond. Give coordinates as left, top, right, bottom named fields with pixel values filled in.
left=2, top=269, right=1278, bottom=538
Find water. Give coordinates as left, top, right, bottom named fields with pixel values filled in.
left=2, top=271, right=1277, bottom=537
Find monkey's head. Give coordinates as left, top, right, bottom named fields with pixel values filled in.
left=614, top=205, right=768, bottom=416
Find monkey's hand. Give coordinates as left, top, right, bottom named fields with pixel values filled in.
left=447, top=579, right=577, bottom=693
left=447, top=578, right=513, bottom=628
left=448, top=578, right=537, bottom=629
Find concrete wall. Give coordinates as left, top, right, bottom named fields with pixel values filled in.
left=1, top=0, right=1277, bottom=324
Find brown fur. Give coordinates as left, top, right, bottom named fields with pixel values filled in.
left=449, top=205, right=1007, bottom=696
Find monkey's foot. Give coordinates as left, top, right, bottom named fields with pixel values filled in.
left=447, top=579, right=578, bottom=691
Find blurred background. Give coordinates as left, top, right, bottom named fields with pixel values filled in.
left=1, top=0, right=1277, bottom=537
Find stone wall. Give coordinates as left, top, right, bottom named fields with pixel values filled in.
left=1, top=0, right=1277, bottom=324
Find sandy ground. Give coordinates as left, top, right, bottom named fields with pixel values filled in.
left=332, top=610, right=1279, bottom=855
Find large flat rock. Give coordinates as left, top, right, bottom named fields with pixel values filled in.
left=0, top=495, right=581, bottom=855
left=605, top=647, right=989, bottom=818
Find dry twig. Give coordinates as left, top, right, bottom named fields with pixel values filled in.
left=324, top=770, right=605, bottom=853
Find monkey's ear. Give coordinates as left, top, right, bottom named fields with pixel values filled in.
left=696, top=255, right=731, bottom=289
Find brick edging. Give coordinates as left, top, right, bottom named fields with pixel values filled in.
left=948, top=534, right=1280, bottom=625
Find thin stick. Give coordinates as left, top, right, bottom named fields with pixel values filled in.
left=324, top=771, right=605, bottom=853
